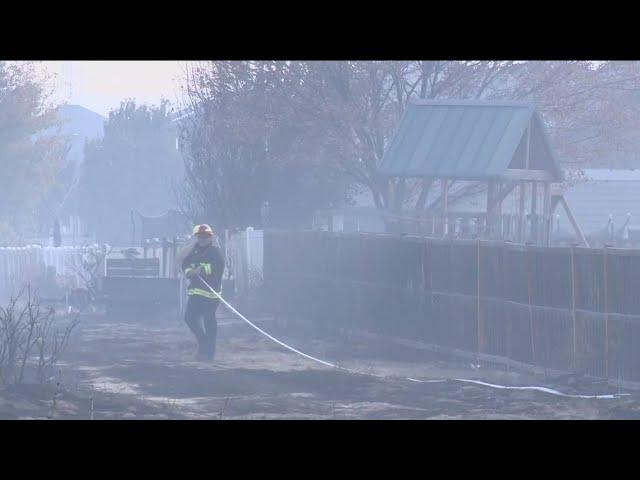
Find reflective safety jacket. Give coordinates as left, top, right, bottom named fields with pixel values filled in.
left=182, top=244, right=225, bottom=300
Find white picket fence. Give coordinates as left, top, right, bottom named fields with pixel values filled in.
left=0, top=245, right=98, bottom=299
left=0, top=231, right=265, bottom=304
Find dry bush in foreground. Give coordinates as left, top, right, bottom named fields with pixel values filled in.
left=0, top=286, right=79, bottom=386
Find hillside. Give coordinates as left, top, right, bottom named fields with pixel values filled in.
left=57, top=104, right=105, bottom=165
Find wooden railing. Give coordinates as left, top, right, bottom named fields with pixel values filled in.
left=313, top=209, right=551, bottom=245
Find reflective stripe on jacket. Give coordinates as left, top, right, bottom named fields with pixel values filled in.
left=187, top=287, right=221, bottom=299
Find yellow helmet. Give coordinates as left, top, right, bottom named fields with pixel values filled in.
left=192, top=224, right=214, bottom=237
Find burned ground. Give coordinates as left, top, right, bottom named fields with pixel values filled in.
left=1, top=310, right=639, bottom=419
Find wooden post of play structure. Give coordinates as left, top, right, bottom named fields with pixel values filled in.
left=543, top=182, right=551, bottom=246
left=524, top=124, right=531, bottom=242
left=518, top=181, right=526, bottom=243
left=442, top=179, right=449, bottom=236
left=525, top=125, right=531, bottom=169
left=172, top=237, right=178, bottom=278
left=161, top=237, right=168, bottom=278
left=530, top=182, right=538, bottom=244
left=486, top=181, right=495, bottom=239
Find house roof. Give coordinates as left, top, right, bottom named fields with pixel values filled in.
left=560, top=170, right=640, bottom=235
left=582, top=168, right=640, bottom=181
left=378, top=100, right=563, bottom=181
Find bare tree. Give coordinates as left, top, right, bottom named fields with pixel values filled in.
left=178, top=61, right=350, bottom=231
left=277, top=61, right=522, bottom=210
left=178, top=61, right=640, bottom=219
left=0, top=286, right=79, bottom=386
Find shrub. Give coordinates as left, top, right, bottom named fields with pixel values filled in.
left=0, top=286, right=79, bottom=386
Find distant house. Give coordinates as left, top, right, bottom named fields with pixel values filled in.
left=57, top=104, right=105, bottom=171
left=559, top=169, right=640, bottom=245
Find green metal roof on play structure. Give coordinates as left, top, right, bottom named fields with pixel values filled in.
left=378, top=100, right=563, bottom=181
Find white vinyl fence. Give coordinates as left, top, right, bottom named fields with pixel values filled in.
left=0, top=245, right=106, bottom=299
left=0, top=233, right=264, bottom=304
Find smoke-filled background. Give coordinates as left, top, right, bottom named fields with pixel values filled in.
left=3, top=61, right=640, bottom=419
left=3, top=61, right=640, bottom=246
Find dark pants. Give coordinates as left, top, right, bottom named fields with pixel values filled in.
left=184, top=295, right=219, bottom=357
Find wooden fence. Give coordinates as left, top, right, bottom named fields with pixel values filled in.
left=264, top=230, right=640, bottom=383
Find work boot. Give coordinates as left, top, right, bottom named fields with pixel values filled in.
left=194, top=342, right=208, bottom=361
left=204, top=347, right=215, bottom=362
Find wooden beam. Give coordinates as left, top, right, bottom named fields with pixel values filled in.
left=518, top=181, right=526, bottom=243
left=502, top=169, right=554, bottom=182
left=415, top=178, right=434, bottom=211
left=549, top=195, right=561, bottom=238
left=530, top=182, right=538, bottom=243
left=394, top=178, right=406, bottom=211
left=559, top=196, right=589, bottom=247
left=442, top=179, right=449, bottom=212
left=488, top=181, right=518, bottom=211
left=550, top=183, right=565, bottom=197
left=495, top=182, right=504, bottom=239
left=486, top=181, right=494, bottom=212
left=525, top=124, right=531, bottom=170
left=486, top=181, right=496, bottom=238
left=442, top=179, right=449, bottom=235
left=543, top=182, right=551, bottom=246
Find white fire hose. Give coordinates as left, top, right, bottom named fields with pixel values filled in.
left=196, top=274, right=629, bottom=400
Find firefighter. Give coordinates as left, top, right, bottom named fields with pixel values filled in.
left=182, top=224, right=225, bottom=360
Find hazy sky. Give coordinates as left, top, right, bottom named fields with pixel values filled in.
left=42, top=61, right=187, bottom=116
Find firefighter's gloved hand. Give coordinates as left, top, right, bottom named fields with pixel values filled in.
left=186, top=266, right=202, bottom=278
